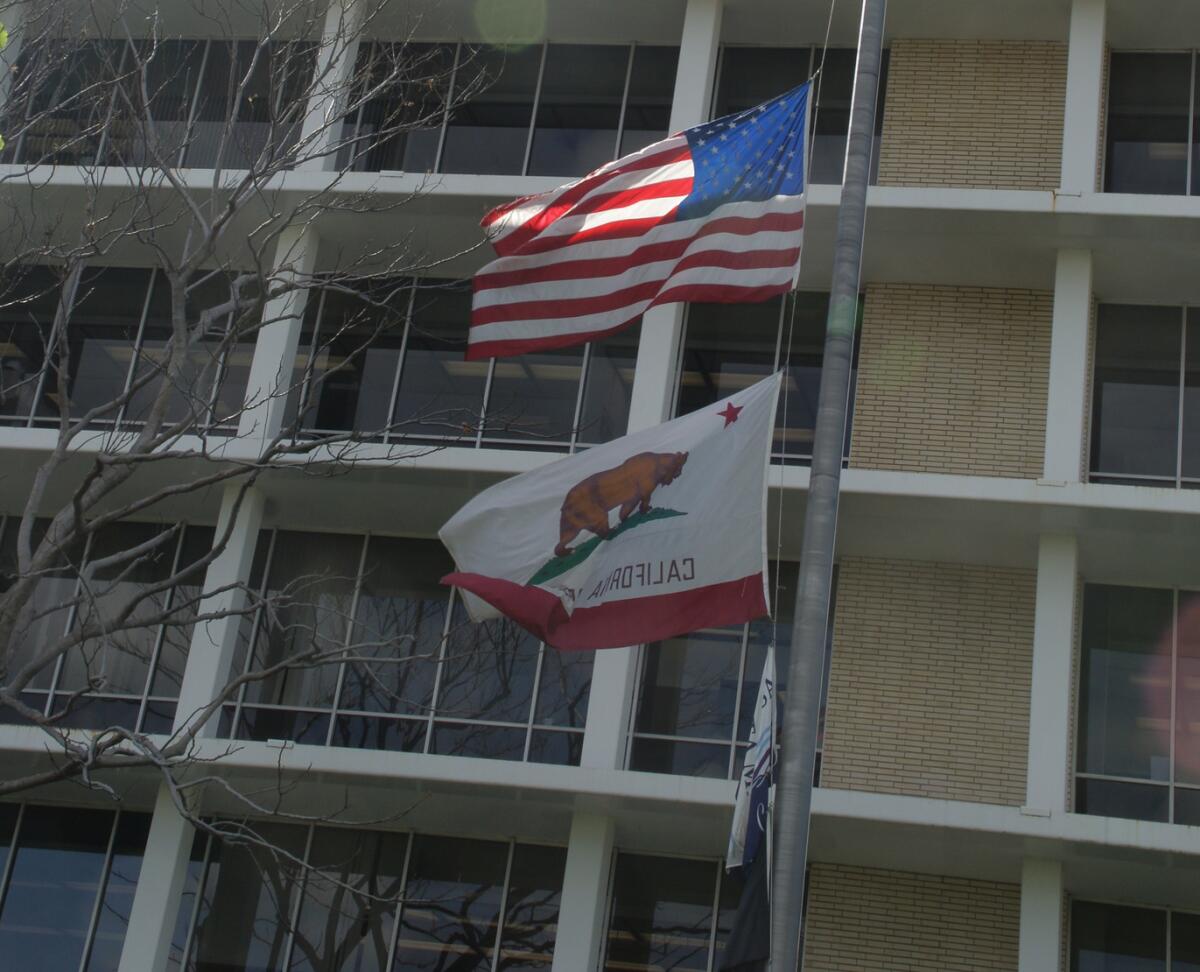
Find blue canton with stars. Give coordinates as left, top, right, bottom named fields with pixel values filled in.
left=675, top=82, right=810, bottom=223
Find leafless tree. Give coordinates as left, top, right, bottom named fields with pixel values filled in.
left=0, top=0, right=520, bottom=811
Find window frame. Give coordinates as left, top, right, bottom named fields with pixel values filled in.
left=1068, top=897, right=1200, bottom=972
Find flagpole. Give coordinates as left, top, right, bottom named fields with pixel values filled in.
left=768, top=0, right=886, bottom=969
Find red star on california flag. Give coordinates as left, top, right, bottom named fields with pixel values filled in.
left=717, top=402, right=743, bottom=427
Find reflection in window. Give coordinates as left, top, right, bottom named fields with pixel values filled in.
left=290, top=278, right=637, bottom=451
left=1070, top=900, right=1200, bottom=971
left=0, top=804, right=150, bottom=972
left=354, top=41, right=679, bottom=178
left=713, top=46, right=889, bottom=184
left=0, top=515, right=213, bottom=733
left=604, top=852, right=743, bottom=972
left=630, top=563, right=834, bottom=780
left=179, top=824, right=565, bottom=972
left=676, top=292, right=858, bottom=463
left=1075, top=584, right=1200, bottom=824
left=1105, top=52, right=1199, bottom=196
left=1089, top=304, right=1200, bottom=487
left=224, top=530, right=592, bottom=765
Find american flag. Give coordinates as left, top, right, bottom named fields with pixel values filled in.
left=468, top=82, right=811, bottom=360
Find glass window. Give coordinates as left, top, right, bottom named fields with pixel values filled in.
left=619, top=47, right=680, bottom=157
left=1090, top=305, right=1183, bottom=483
left=105, top=40, right=207, bottom=167
left=227, top=530, right=592, bottom=765
left=527, top=44, right=628, bottom=177
left=1105, top=53, right=1193, bottom=196
left=0, top=806, right=150, bottom=972
left=1071, top=901, right=1165, bottom=972
left=677, top=292, right=856, bottom=462
left=0, top=266, right=61, bottom=426
left=1075, top=584, right=1200, bottom=823
left=440, top=45, right=542, bottom=175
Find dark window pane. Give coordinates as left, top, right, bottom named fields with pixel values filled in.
left=0, top=804, right=20, bottom=896
left=1074, top=777, right=1168, bottom=823
left=191, top=823, right=308, bottom=972
left=528, top=44, right=627, bottom=177
left=331, top=713, right=428, bottom=752
left=1183, top=313, right=1200, bottom=481
left=437, top=604, right=541, bottom=724
left=0, top=267, right=60, bottom=424
left=242, top=531, right=362, bottom=709
left=629, top=737, right=731, bottom=779
left=55, top=697, right=143, bottom=731
left=0, top=806, right=116, bottom=972
left=150, top=525, right=215, bottom=699
left=294, top=283, right=408, bottom=436
left=1173, top=911, right=1200, bottom=972
left=776, top=293, right=842, bottom=459
left=1070, top=900, right=1165, bottom=972
left=534, top=646, right=592, bottom=729
left=810, top=49, right=855, bottom=185
left=1078, top=584, right=1173, bottom=780
left=345, top=43, right=454, bottom=173
left=106, top=40, right=206, bottom=167
left=526, top=729, right=583, bottom=767
left=619, top=47, right=679, bottom=157
left=441, top=46, right=541, bottom=175
left=430, top=722, right=528, bottom=761
left=483, top=348, right=583, bottom=445
left=236, top=706, right=331, bottom=746
left=498, top=844, right=566, bottom=971
left=1174, top=787, right=1200, bottom=826
left=1177, top=591, right=1200, bottom=784
left=165, top=832, right=209, bottom=972
left=340, top=537, right=449, bottom=717
left=714, top=47, right=810, bottom=120
left=60, top=267, right=151, bottom=423
left=1106, top=53, right=1191, bottom=196
left=393, top=836, right=508, bottom=971
left=636, top=626, right=745, bottom=740
left=604, top=854, right=717, bottom=971
left=1091, top=305, right=1181, bottom=480
left=575, top=324, right=638, bottom=446
left=393, top=282, right=485, bottom=441
left=83, top=812, right=152, bottom=972
left=678, top=298, right=781, bottom=417
left=712, top=866, right=745, bottom=970
left=289, top=828, right=408, bottom=972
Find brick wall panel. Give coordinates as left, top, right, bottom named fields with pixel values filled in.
left=803, top=864, right=1020, bottom=972
left=850, top=284, right=1052, bottom=478
left=822, top=558, right=1035, bottom=805
left=878, top=39, right=1067, bottom=189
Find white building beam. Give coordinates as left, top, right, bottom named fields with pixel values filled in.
left=550, top=813, right=617, bottom=972
left=581, top=0, right=724, bottom=774
left=1060, top=0, right=1107, bottom=194
left=1042, top=249, right=1093, bottom=483
left=1018, top=858, right=1065, bottom=972
left=298, top=0, right=366, bottom=172
left=1025, top=533, right=1079, bottom=815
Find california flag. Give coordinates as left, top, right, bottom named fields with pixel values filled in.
left=439, top=372, right=781, bottom=650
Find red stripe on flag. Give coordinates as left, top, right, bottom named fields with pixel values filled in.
left=442, top=572, right=768, bottom=651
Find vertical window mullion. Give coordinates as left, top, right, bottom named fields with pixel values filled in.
left=297, top=286, right=329, bottom=436
left=490, top=840, right=517, bottom=972
left=432, top=43, right=461, bottom=174
left=705, top=862, right=723, bottom=972
left=137, top=524, right=188, bottom=732
left=521, top=42, right=549, bottom=176
left=325, top=533, right=370, bottom=746
left=569, top=343, right=593, bottom=453
left=477, top=359, right=497, bottom=448
left=1179, top=308, right=1188, bottom=487
left=280, top=824, right=317, bottom=970
left=1188, top=51, right=1197, bottom=196
left=47, top=529, right=96, bottom=712
left=115, top=269, right=157, bottom=428
left=0, top=803, right=26, bottom=913
left=76, top=809, right=121, bottom=972
left=383, top=280, right=416, bottom=445
left=424, top=587, right=458, bottom=753
left=613, top=44, right=636, bottom=160
left=232, top=528, right=279, bottom=731
left=92, top=41, right=128, bottom=168
left=727, top=623, right=752, bottom=780
left=28, top=267, right=84, bottom=429
left=523, top=642, right=548, bottom=762
left=179, top=830, right=215, bottom=967
left=180, top=40, right=213, bottom=168
left=383, top=832, right=415, bottom=971
left=1171, top=589, right=1180, bottom=823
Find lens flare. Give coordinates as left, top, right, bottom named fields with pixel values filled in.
left=474, top=0, right=546, bottom=48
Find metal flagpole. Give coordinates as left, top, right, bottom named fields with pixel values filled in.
left=768, top=0, right=887, bottom=969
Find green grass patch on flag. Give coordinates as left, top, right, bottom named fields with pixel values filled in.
left=528, top=508, right=687, bottom=586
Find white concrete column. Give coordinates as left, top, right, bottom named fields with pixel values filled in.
left=1060, top=0, right=1107, bottom=193
left=581, top=0, right=724, bottom=773
left=1042, top=249, right=1093, bottom=483
left=1018, top=858, right=1065, bottom=972
left=173, top=483, right=266, bottom=736
left=298, top=0, right=366, bottom=172
left=1025, top=533, right=1079, bottom=815
left=116, top=786, right=196, bottom=972
left=551, top=813, right=616, bottom=972
left=236, top=225, right=319, bottom=450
